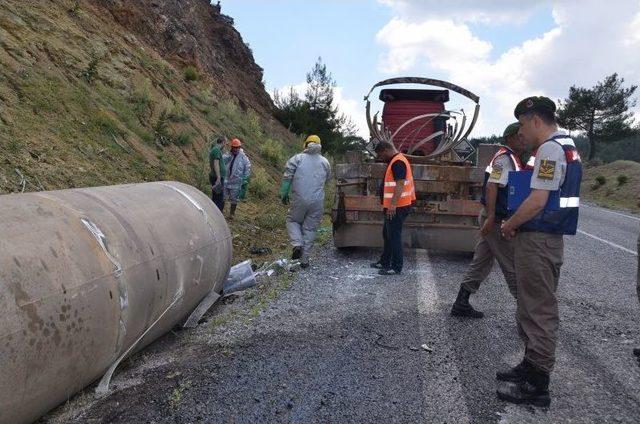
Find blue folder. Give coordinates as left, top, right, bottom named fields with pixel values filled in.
left=507, top=170, right=560, bottom=212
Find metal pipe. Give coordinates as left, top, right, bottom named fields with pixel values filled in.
left=0, top=181, right=232, bottom=424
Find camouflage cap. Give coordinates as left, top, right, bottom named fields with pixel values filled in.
left=503, top=122, right=521, bottom=139
left=514, top=96, right=556, bottom=118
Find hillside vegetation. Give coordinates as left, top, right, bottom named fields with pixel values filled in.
left=0, top=0, right=305, bottom=260
left=581, top=160, right=640, bottom=212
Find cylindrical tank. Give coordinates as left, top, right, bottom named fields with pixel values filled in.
left=0, top=181, right=232, bottom=424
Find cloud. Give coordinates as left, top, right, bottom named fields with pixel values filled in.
left=376, top=0, right=640, bottom=136
left=378, top=0, right=549, bottom=24
left=376, top=18, right=492, bottom=74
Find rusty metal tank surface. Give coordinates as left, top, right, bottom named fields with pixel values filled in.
left=0, top=181, right=232, bottom=424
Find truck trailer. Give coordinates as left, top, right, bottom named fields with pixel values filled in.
left=332, top=77, right=487, bottom=253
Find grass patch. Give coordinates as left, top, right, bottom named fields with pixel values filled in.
left=174, top=132, right=192, bottom=146
left=167, top=103, right=189, bottom=123
left=5, top=139, right=22, bottom=154
left=91, top=109, right=121, bottom=137
left=255, top=211, right=286, bottom=230
left=183, top=66, right=198, bottom=82
left=168, top=380, right=191, bottom=409
left=260, top=138, right=285, bottom=167
left=206, top=99, right=264, bottom=144
left=248, top=167, right=272, bottom=200
left=128, top=78, right=153, bottom=120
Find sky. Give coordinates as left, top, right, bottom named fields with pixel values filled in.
left=223, top=0, right=640, bottom=138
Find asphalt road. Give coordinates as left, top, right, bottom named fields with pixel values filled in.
left=51, top=204, right=640, bottom=423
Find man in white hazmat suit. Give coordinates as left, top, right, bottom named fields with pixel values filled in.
left=223, top=138, right=252, bottom=219
left=280, top=135, right=331, bottom=268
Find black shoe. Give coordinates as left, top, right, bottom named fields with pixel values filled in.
left=497, top=361, right=551, bottom=407
left=633, top=348, right=640, bottom=357
left=291, top=246, right=302, bottom=260
left=496, top=360, right=527, bottom=382
left=300, top=261, right=309, bottom=269
left=378, top=268, right=401, bottom=275
left=370, top=262, right=386, bottom=269
left=497, top=381, right=551, bottom=407
left=450, top=286, right=484, bottom=318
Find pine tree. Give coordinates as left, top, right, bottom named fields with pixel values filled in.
left=273, top=57, right=364, bottom=155
left=557, top=74, right=637, bottom=160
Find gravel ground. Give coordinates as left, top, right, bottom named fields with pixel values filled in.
left=43, top=204, right=640, bottom=423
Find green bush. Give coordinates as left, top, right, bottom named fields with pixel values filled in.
left=184, top=66, right=199, bottom=82
left=68, top=1, right=81, bottom=17
left=248, top=167, right=272, bottom=200
left=595, top=175, right=606, bottom=186
left=138, top=130, right=154, bottom=143
left=174, top=132, right=192, bottom=146
left=617, top=174, right=629, bottom=186
left=6, top=139, right=21, bottom=154
left=260, top=138, right=285, bottom=167
left=167, top=103, right=189, bottom=123
left=129, top=82, right=153, bottom=119
left=80, top=57, right=100, bottom=83
left=153, top=110, right=170, bottom=145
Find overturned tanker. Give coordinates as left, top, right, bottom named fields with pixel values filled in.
left=0, top=181, right=232, bottom=424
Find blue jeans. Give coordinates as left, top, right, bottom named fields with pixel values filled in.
left=379, top=207, right=411, bottom=272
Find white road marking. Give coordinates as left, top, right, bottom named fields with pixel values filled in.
left=577, top=229, right=638, bottom=256
left=582, top=204, right=640, bottom=222
left=414, top=251, right=471, bottom=422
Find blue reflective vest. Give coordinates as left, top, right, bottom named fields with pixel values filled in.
left=481, top=146, right=522, bottom=219
left=520, top=136, right=582, bottom=235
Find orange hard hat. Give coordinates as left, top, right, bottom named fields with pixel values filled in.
left=230, top=138, right=242, bottom=148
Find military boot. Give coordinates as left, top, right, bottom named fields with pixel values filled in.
left=291, top=246, right=303, bottom=260
left=496, top=359, right=526, bottom=382
left=450, top=286, right=484, bottom=318
left=497, top=361, right=551, bottom=407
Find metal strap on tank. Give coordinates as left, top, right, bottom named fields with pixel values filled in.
left=96, top=287, right=184, bottom=396
left=80, top=218, right=128, bottom=357
left=158, top=183, right=215, bottom=237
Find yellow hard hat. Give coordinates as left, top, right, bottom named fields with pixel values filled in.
left=304, top=135, right=321, bottom=148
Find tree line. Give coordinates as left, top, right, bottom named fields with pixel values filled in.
left=273, top=57, right=365, bottom=156
left=472, top=73, right=638, bottom=163
left=275, top=62, right=638, bottom=163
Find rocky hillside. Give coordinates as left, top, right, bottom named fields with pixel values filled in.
left=0, top=0, right=304, bottom=259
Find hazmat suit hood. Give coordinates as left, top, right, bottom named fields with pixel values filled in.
left=304, top=142, right=322, bottom=154
left=223, top=148, right=251, bottom=189
left=283, top=143, right=331, bottom=203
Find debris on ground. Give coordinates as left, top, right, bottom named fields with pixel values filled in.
left=421, top=344, right=433, bottom=353
left=183, top=290, right=221, bottom=328
left=250, top=246, right=273, bottom=255
left=254, top=258, right=301, bottom=276
left=224, top=260, right=257, bottom=294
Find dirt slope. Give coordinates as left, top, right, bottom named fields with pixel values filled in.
left=581, top=160, right=640, bottom=212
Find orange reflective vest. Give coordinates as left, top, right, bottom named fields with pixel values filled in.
left=382, top=153, right=416, bottom=208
